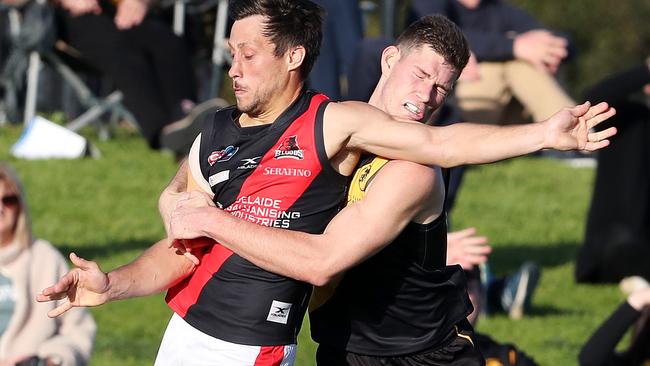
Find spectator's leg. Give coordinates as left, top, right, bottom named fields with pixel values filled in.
left=58, top=10, right=171, bottom=149
left=330, top=0, right=362, bottom=98
left=504, top=59, right=575, bottom=121
left=454, top=62, right=510, bottom=124
left=127, top=16, right=197, bottom=121
left=308, top=0, right=341, bottom=99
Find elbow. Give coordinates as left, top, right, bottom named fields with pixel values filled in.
left=436, top=148, right=460, bottom=168
left=307, top=273, right=335, bottom=287
left=425, top=138, right=460, bottom=168
left=303, top=260, right=339, bottom=287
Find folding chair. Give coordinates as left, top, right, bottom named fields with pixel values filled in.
left=0, top=0, right=137, bottom=138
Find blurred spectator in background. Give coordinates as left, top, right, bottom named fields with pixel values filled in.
left=577, top=58, right=650, bottom=284
left=579, top=279, right=650, bottom=365
left=448, top=227, right=541, bottom=320
left=408, top=0, right=575, bottom=125
left=308, top=0, right=363, bottom=100
left=449, top=230, right=539, bottom=365
left=55, top=0, right=197, bottom=153
left=0, top=163, right=95, bottom=366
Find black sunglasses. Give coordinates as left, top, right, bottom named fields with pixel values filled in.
left=1, top=194, right=19, bottom=207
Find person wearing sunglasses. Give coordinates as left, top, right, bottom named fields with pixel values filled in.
left=0, top=163, right=96, bottom=366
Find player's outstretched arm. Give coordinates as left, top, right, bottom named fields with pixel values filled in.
left=325, top=101, right=616, bottom=168
left=36, top=239, right=195, bottom=317
left=168, top=161, right=438, bottom=286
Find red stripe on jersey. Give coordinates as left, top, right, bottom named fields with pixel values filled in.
left=254, top=345, right=286, bottom=366
left=166, top=243, right=233, bottom=317
left=166, top=93, right=328, bottom=321
left=228, top=94, right=327, bottom=220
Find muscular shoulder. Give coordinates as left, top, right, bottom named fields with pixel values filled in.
left=372, top=160, right=444, bottom=223
left=370, top=160, right=437, bottom=201
left=322, top=101, right=386, bottom=146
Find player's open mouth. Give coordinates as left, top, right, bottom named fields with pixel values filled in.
left=404, top=102, right=421, bottom=115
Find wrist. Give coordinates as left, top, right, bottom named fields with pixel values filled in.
left=200, top=206, right=225, bottom=240
left=105, top=270, right=125, bottom=302
left=529, top=120, right=549, bottom=150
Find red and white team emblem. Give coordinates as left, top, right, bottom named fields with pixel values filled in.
left=274, top=135, right=304, bottom=160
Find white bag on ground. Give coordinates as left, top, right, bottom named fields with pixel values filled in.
left=10, top=116, right=89, bottom=159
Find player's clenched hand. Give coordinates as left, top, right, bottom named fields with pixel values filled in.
left=169, top=190, right=216, bottom=239
left=543, top=101, right=617, bottom=152
left=169, top=191, right=218, bottom=264
left=36, top=253, right=110, bottom=317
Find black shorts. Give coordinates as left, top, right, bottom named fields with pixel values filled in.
left=315, top=319, right=485, bottom=366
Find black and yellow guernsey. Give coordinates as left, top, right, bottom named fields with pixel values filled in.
left=310, top=155, right=473, bottom=356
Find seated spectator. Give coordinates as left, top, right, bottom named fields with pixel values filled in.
left=408, top=0, right=575, bottom=124
left=448, top=228, right=539, bottom=364
left=447, top=227, right=541, bottom=320
left=577, top=58, right=650, bottom=283
left=55, top=0, right=198, bottom=153
left=0, top=163, right=96, bottom=366
left=578, top=278, right=650, bottom=365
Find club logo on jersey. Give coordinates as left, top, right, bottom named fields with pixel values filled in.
left=208, top=146, right=239, bottom=166
left=267, top=300, right=292, bottom=325
left=236, top=156, right=262, bottom=170
left=274, top=135, right=304, bottom=160
left=357, top=164, right=373, bottom=192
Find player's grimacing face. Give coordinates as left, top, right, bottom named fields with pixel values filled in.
left=228, top=15, right=288, bottom=117
left=384, top=46, right=458, bottom=123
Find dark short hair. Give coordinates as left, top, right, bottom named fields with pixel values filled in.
left=230, top=0, right=323, bottom=81
left=395, top=15, right=470, bottom=74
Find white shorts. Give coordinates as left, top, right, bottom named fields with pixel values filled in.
left=154, top=313, right=297, bottom=366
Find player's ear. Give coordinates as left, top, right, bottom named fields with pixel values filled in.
left=287, top=45, right=306, bottom=73
left=380, top=45, right=400, bottom=75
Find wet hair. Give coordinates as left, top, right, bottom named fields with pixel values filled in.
left=0, top=163, right=32, bottom=248
left=395, top=14, right=470, bottom=74
left=230, top=0, right=323, bottom=81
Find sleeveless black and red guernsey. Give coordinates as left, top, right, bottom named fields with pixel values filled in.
left=166, top=90, right=348, bottom=346
left=310, top=155, right=474, bottom=357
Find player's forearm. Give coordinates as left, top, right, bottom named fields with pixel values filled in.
left=200, top=209, right=333, bottom=285
left=427, top=122, right=546, bottom=166
left=106, top=239, right=195, bottom=301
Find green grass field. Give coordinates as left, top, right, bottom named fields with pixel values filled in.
left=0, top=124, right=624, bottom=365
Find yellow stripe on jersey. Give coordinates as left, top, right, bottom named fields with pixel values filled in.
left=346, top=157, right=389, bottom=205
left=310, top=156, right=390, bottom=312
